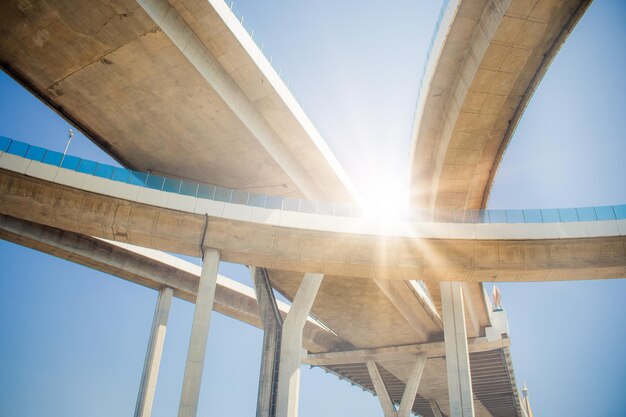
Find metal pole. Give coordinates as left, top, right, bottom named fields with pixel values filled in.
left=60, top=128, right=74, bottom=166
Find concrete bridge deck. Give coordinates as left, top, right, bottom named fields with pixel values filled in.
left=409, top=0, right=591, bottom=210
left=2, top=137, right=621, bottom=416
left=1, top=144, right=624, bottom=285
left=0, top=0, right=358, bottom=202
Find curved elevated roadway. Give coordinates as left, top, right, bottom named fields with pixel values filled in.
left=1, top=140, right=623, bottom=416
left=0, top=0, right=359, bottom=202
left=409, top=0, right=591, bottom=210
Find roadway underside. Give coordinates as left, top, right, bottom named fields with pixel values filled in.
left=0, top=0, right=353, bottom=201
left=0, top=212, right=522, bottom=417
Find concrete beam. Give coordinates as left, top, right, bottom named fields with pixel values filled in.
left=365, top=360, right=396, bottom=417
left=136, top=0, right=324, bottom=200
left=397, top=353, right=427, bottom=417
left=252, top=267, right=283, bottom=417
left=135, top=286, right=173, bottom=417
left=441, top=282, right=474, bottom=417
left=276, top=273, right=324, bottom=417
left=178, top=248, right=220, bottom=417
left=303, top=338, right=510, bottom=366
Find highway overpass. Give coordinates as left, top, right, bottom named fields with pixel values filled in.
left=0, top=0, right=618, bottom=417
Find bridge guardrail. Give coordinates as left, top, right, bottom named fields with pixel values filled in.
left=1, top=136, right=625, bottom=223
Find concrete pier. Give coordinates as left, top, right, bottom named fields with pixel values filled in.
left=178, top=248, right=220, bottom=417
left=134, top=286, right=173, bottom=417
left=441, top=282, right=475, bottom=417
left=276, top=273, right=324, bottom=417
left=397, top=353, right=427, bottom=417
left=252, top=267, right=283, bottom=417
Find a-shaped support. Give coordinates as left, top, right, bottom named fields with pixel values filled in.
left=134, top=286, right=173, bottom=417
left=365, top=354, right=427, bottom=417
left=251, top=267, right=283, bottom=417
left=178, top=248, right=220, bottom=417
left=275, top=273, right=324, bottom=417
left=441, top=281, right=475, bottom=417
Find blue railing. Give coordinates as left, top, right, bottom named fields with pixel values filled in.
left=2, top=136, right=625, bottom=224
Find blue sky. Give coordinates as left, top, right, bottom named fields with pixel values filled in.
left=0, top=1, right=625, bottom=417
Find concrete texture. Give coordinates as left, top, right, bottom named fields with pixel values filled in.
left=441, top=282, right=475, bottom=417
left=410, top=0, right=592, bottom=210
left=178, top=248, right=220, bottom=417
left=135, top=286, right=173, bottom=417
left=1, top=168, right=623, bottom=283
left=0, top=0, right=357, bottom=202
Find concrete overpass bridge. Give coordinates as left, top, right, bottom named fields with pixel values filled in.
left=0, top=138, right=624, bottom=417
left=0, top=0, right=618, bottom=416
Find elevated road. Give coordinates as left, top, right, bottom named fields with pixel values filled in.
left=409, top=0, right=591, bottom=210
left=0, top=0, right=358, bottom=202
left=1, top=149, right=623, bottom=283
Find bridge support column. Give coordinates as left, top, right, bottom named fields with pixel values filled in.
left=276, top=272, right=324, bottom=417
left=251, top=267, right=283, bottom=417
left=441, top=281, right=475, bottom=417
left=366, top=354, right=427, bottom=417
left=178, top=248, right=220, bottom=417
left=134, top=286, right=173, bottom=417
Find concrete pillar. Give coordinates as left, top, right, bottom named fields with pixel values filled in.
left=441, top=281, right=475, bottom=417
left=397, top=353, right=427, bottom=417
left=365, top=359, right=396, bottom=417
left=134, top=286, right=173, bottom=417
left=178, top=248, right=220, bottom=417
left=251, top=267, right=283, bottom=417
left=275, top=273, right=324, bottom=417
left=366, top=353, right=426, bottom=417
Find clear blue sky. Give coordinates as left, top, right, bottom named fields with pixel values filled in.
left=0, top=1, right=625, bottom=417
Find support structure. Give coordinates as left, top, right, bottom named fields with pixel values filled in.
left=276, top=273, right=324, bottom=417
left=365, top=354, right=427, bottom=417
left=429, top=400, right=443, bottom=417
left=366, top=360, right=396, bottom=417
left=134, top=286, right=173, bottom=417
left=441, top=281, right=475, bottom=417
left=178, top=248, right=220, bottom=417
left=251, top=267, right=283, bottom=417
left=397, top=353, right=427, bottom=417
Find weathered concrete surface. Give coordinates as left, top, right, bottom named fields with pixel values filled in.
left=410, top=0, right=592, bottom=210
left=1, top=169, right=624, bottom=282
left=0, top=0, right=356, bottom=202
left=0, top=214, right=344, bottom=353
